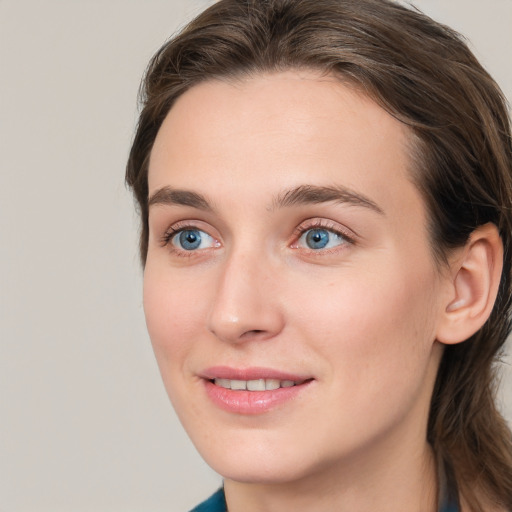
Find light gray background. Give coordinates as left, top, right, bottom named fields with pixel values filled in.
left=1, top=1, right=511, bottom=511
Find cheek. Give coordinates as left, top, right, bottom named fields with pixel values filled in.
left=143, top=263, right=206, bottom=366
left=296, top=259, right=440, bottom=387
left=289, top=263, right=441, bottom=446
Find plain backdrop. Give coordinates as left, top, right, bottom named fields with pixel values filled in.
left=1, top=1, right=511, bottom=511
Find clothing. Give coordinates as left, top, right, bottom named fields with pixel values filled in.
left=189, top=488, right=227, bottom=512
left=189, top=464, right=460, bottom=512
left=438, top=459, right=460, bottom=512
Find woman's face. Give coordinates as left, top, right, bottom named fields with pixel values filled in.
left=144, top=71, right=449, bottom=484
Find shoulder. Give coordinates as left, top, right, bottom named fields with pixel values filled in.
left=189, top=488, right=227, bottom=512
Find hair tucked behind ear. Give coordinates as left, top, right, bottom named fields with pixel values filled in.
left=126, top=0, right=512, bottom=508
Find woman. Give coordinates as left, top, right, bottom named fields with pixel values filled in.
left=126, top=0, right=512, bottom=510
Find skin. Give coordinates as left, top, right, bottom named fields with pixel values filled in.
left=143, top=71, right=459, bottom=512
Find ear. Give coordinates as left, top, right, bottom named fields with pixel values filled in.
left=436, top=223, right=503, bottom=345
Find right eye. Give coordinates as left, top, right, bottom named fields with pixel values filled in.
left=171, top=228, right=217, bottom=251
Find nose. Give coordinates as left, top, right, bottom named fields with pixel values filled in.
left=207, top=249, right=285, bottom=344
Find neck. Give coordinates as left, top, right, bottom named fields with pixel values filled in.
left=224, top=437, right=438, bottom=512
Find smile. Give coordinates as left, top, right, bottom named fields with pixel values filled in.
left=213, top=378, right=301, bottom=391
left=201, top=367, right=314, bottom=415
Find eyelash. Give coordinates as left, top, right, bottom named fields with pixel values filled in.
left=160, top=225, right=190, bottom=247
left=160, top=219, right=355, bottom=257
left=159, top=221, right=218, bottom=256
left=291, top=219, right=356, bottom=252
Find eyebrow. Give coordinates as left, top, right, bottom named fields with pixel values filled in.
left=272, top=184, right=384, bottom=214
left=148, top=186, right=213, bottom=211
left=147, top=183, right=383, bottom=215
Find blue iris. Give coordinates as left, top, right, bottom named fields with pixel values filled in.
left=178, top=230, right=202, bottom=250
left=305, top=228, right=331, bottom=249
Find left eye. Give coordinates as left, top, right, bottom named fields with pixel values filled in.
left=298, top=228, right=346, bottom=250
left=171, top=229, right=216, bottom=251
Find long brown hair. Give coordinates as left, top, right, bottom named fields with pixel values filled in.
left=126, top=0, right=512, bottom=508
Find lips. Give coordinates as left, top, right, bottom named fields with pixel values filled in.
left=200, top=366, right=314, bottom=414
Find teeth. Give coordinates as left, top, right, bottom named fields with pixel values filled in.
left=247, top=379, right=265, bottom=391
left=265, top=379, right=280, bottom=390
left=215, top=379, right=231, bottom=389
left=230, top=379, right=247, bottom=390
left=213, top=378, right=299, bottom=391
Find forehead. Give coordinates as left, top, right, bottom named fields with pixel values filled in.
left=148, top=70, right=422, bottom=224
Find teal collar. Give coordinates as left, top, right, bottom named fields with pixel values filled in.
left=438, top=459, right=460, bottom=512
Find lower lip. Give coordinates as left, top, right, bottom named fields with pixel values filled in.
left=203, top=380, right=312, bottom=415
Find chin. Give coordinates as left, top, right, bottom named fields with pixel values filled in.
left=207, top=456, right=313, bottom=485
left=191, top=428, right=336, bottom=486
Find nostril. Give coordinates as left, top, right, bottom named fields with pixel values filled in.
left=240, top=329, right=266, bottom=339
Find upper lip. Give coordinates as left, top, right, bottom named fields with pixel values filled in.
left=200, top=366, right=312, bottom=382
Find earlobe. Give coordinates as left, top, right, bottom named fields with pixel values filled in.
left=436, top=223, right=503, bottom=345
